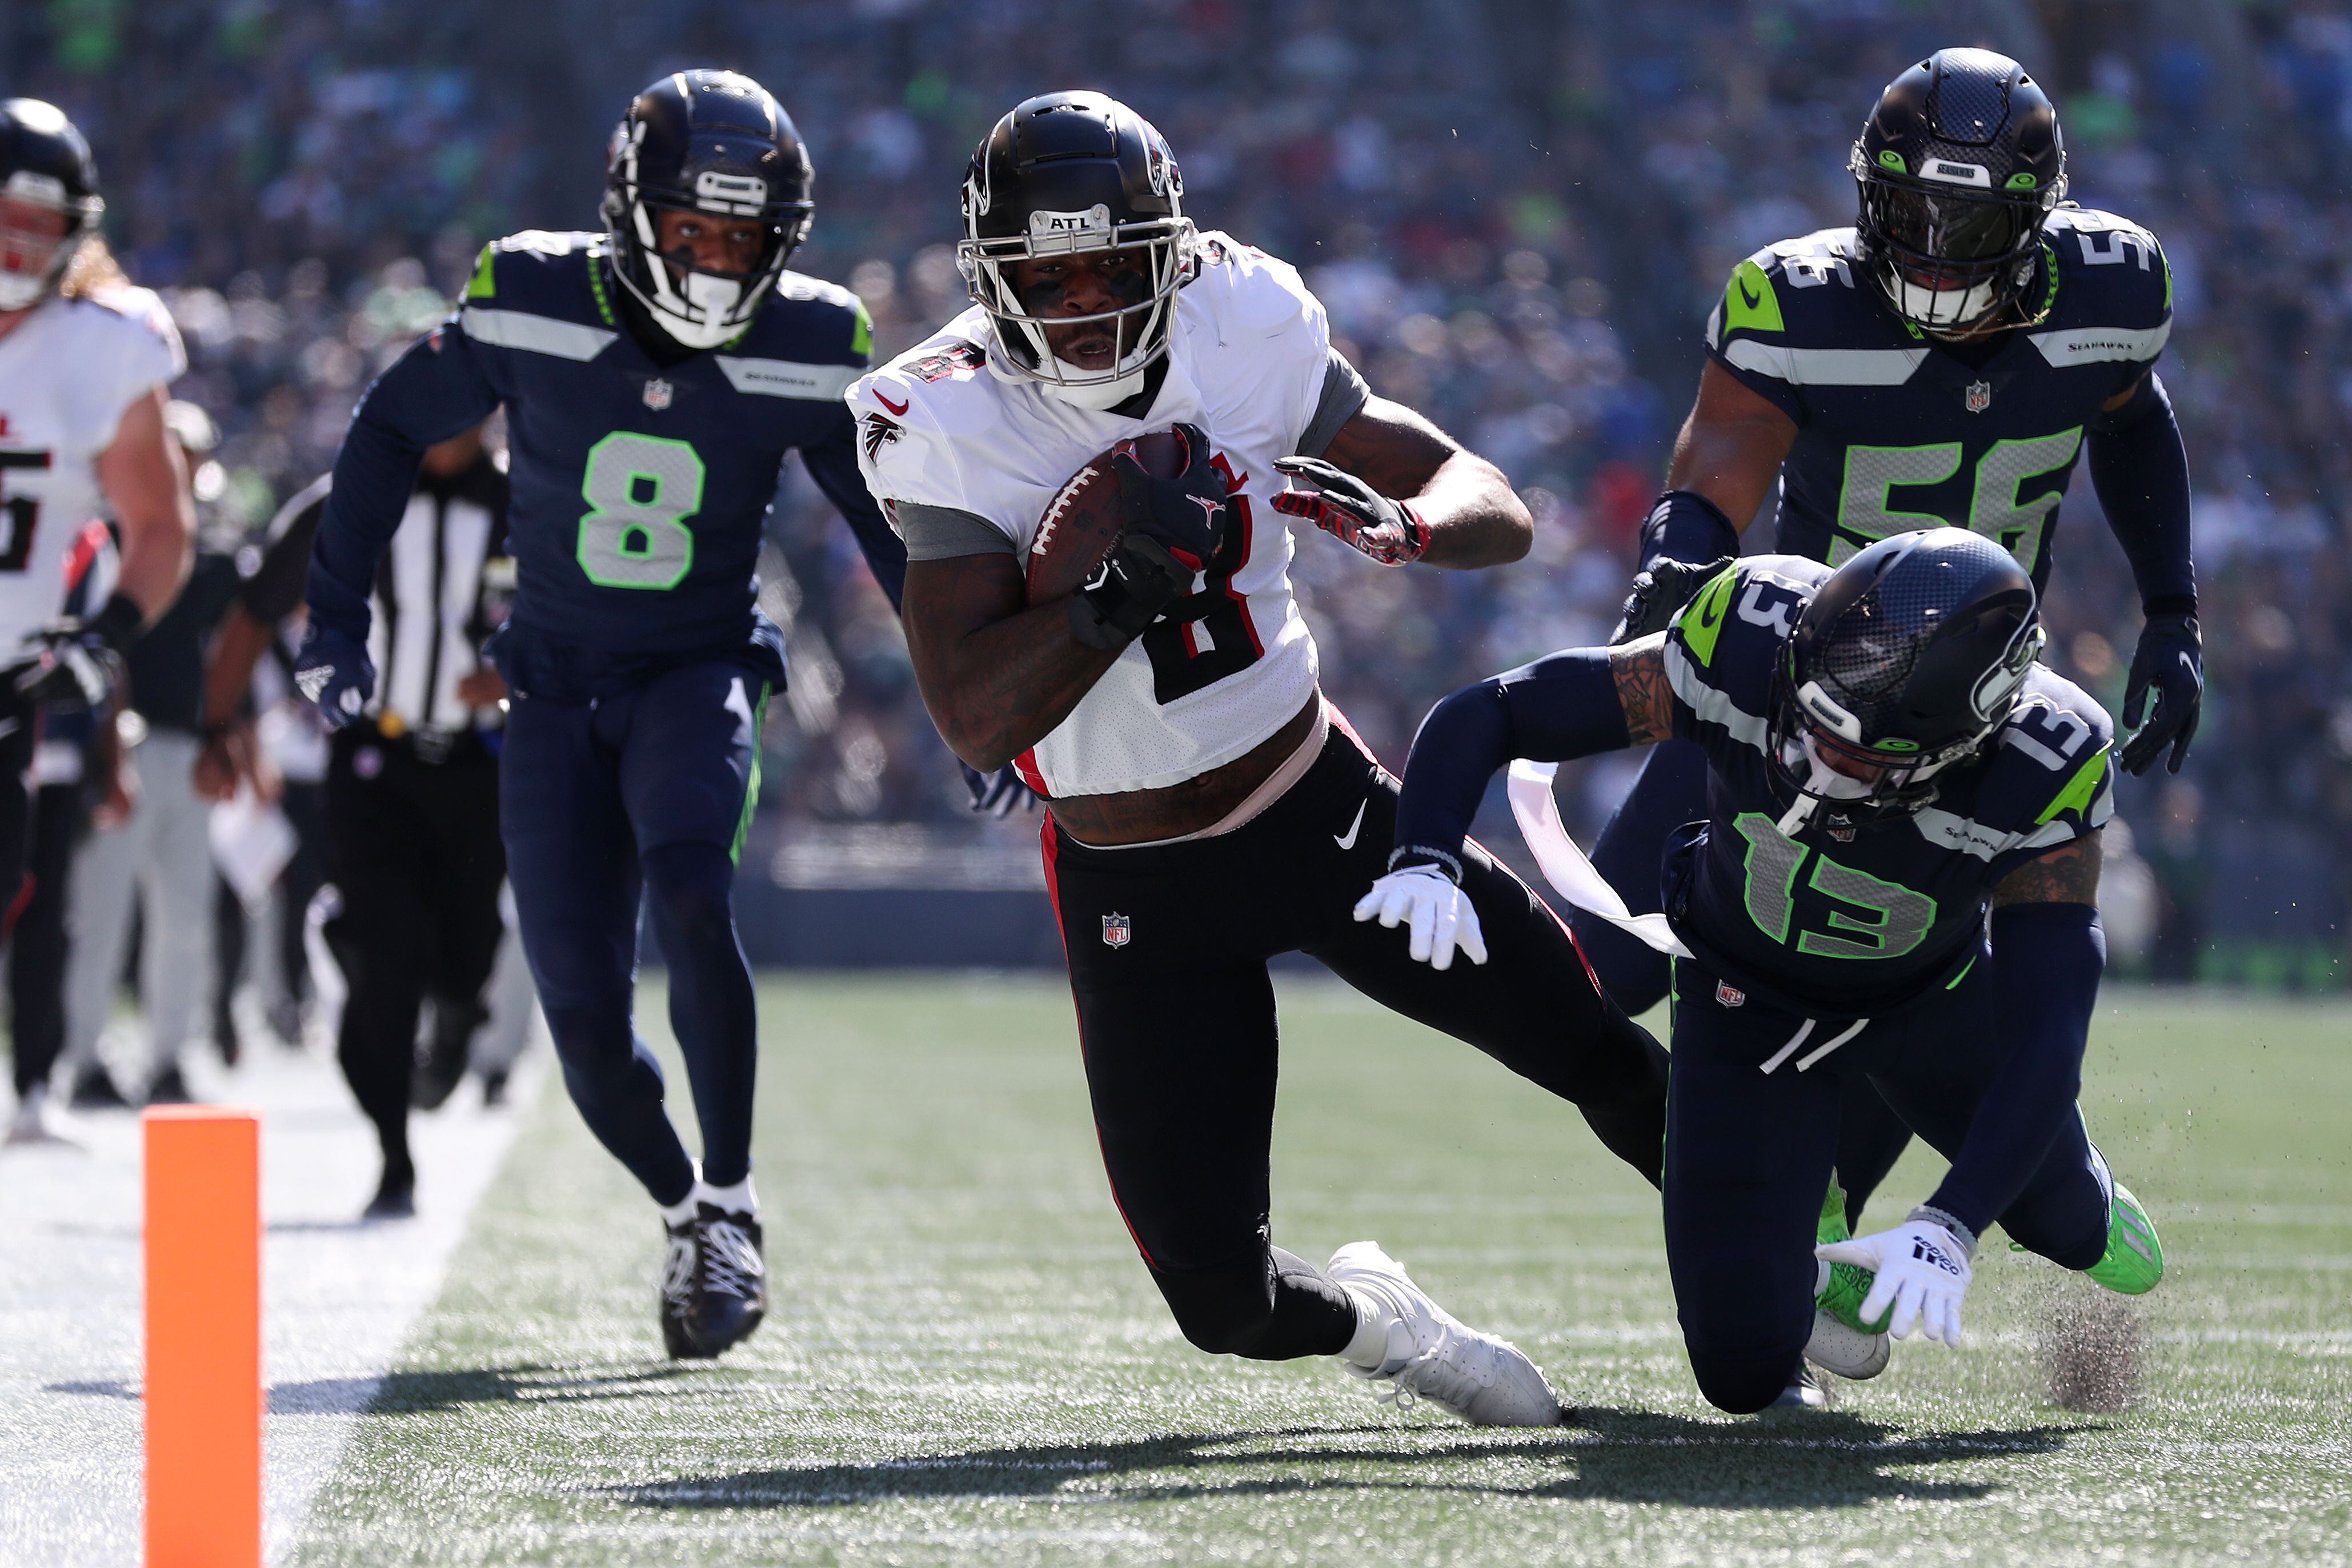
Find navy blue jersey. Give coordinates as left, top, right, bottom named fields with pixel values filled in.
left=1708, top=208, right=2170, bottom=591
left=1660, top=556, right=2114, bottom=1017
left=306, top=230, right=903, bottom=692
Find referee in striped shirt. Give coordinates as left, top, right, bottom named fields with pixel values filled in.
left=198, top=421, right=511, bottom=1218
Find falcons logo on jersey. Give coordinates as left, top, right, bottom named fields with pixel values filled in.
left=861, top=411, right=903, bottom=461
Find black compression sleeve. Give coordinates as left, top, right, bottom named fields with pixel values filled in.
left=1392, top=648, right=1630, bottom=869
left=2087, top=372, right=2197, bottom=616
left=1926, top=901, right=2105, bottom=1238
left=1636, top=489, right=1741, bottom=575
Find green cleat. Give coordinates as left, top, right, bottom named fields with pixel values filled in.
left=1814, top=1182, right=1892, bottom=1336
left=2084, top=1181, right=2163, bottom=1296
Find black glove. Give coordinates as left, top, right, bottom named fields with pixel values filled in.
left=960, top=760, right=1040, bottom=817
left=1271, top=455, right=1431, bottom=565
left=1068, top=423, right=1232, bottom=651
left=11, top=591, right=143, bottom=712
left=2119, top=610, right=2202, bottom=775
left=1612, top=555, right=1734, bottom=644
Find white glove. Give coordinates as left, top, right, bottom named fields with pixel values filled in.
left=1353, top=866, right=1488, bottom=971
left=1816, top=1217, right=1974, bottom=1348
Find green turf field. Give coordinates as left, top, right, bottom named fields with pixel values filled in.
left=292, top=978, right=2352, bottom=1566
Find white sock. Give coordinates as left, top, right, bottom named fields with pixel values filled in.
left=659, top=1161, right=704, bottom=1228
left=694, top=1173, right=758, bottom=1218
left=1340, top=1286, right=1395, bottom=1369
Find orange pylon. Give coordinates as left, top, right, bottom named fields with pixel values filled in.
left=145, top=1107, right=262, bottom=1567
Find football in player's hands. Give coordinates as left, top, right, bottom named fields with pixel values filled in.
left=1025, top=427, right=1189, bottom=607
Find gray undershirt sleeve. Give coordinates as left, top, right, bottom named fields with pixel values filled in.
left=892, top=501, right=1017, bottom=561
left=1294, top=348, right=1372, bottom=459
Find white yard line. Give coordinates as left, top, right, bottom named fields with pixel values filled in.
left=0, top=1033, right=540, bottom=1567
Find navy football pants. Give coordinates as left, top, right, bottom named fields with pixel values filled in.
left=501, top=659, right=766, bottom=1206
left=1576, top=739, right=1917, bottom=1226
left=1663, top=954, right=2113, bottom=1413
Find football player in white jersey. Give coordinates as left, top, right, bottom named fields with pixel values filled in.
left=852, top=92, right=1669, bottom=1425
left=0, top=100, right=195, bottom=1140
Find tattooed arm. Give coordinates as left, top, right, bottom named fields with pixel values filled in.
left=1389, top=639, right=1642, bottom=871
left=1992, top=831, right=2104, bottom=907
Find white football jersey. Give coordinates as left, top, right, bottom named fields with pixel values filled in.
left=850, top=234, right=1330, bottom=797
left=0, top=287, right=185, bottom=640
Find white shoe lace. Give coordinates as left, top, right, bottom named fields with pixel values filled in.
left=698, top=1215, right=764, bottom=1301
left=660, top=1230, right=696, bottom=1306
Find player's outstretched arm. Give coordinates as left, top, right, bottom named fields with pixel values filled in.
left=1816, top=832, right=2108, bottom=1349
left=1277, top=395, right=1529, bottom=570
left=901, top=551, right=1121, bottom=774
left=1929, top=832, right=2107, bottom=1248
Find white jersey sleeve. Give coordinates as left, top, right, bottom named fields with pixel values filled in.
left=81, top=286, right=188, bottom=440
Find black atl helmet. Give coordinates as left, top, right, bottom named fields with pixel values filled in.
left=1768, top=528, right=2044, bottom=832
left=959, top=91, right=1196, bottom=396
left=0, top=99, right=105, bottom=314
left=602, top=70, right=814, bottom=350
left=1849, top=49, right=2066, bottom=334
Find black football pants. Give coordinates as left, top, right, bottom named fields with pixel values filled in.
left=1663, top=954, right=2112, bottom=1414
left=1044, top=717, right=1670, bottom=1362
left=1574, top=737, right=1918, bottom=1227
left=9, top=780, right=83, bottom=1096
left=323, top=728, right=506, bottom=1174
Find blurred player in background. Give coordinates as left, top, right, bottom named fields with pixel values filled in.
left=295, top=71, right=908, bottom=1346
left=0, top=99, right=195, bottom=1138
left=1380, top=531, right=2165, bottom=1411
left=202, top=421, right=512, bottom=1219
left=1577, top=49, right=2199, bottom=1232
left=61, top=400, right=244, bottom=1109
left=861, top=91, right=1669, bottom=1426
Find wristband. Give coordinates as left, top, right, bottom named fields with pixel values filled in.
left=89, top=591, right=145, bottom=655
left=1387, top=844, right=1465, bottom=884
left=1907, top=1206, right=1978, bottom=1261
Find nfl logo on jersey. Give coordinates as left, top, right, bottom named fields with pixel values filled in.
left=1101, top=913, right=1132, bottom=948
left=643, top=377, right=674, bottom=411
left=1964, top=379, right=1993, bottom=414
left=1715, top=981, right=1745, bottom=1008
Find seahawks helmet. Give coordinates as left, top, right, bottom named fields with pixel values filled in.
left=0, top=99, right=104, bottom=314
left=959, top=91, right=1196, bottom=400
left=602, top=70, right=814, bottom=350
left=1768, top=528, right=2044, bottom=833
left=1849, top=49, right=2066, bottom=334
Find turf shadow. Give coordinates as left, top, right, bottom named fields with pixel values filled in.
left=594, top=1412, right=2090, bottom=1513
left=47, top=1362, right=696, bottom=1417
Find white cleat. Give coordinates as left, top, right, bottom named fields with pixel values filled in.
left=1803, top=1306, right=1890, bottom=1381
left=1327, top=1241, right=1565, bottom=1427
left=4, top=1086, right=83, bottom=1150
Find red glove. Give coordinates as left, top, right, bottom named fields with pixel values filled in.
left=1271, top=456, right=1431, bottom=566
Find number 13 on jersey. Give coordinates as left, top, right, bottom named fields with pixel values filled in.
left=578, top=432, right=704, bottom=590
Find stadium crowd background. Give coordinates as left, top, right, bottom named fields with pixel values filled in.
left=6, top=0, right=2347, bottom=984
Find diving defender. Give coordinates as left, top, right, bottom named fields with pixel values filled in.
left=296, top=71, right=905, bottom=1358
left=1370, top=531, right=2164, bottom=1411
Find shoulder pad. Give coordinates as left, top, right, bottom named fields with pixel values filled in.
left=1711, top=230, right=1868, bottom=344
left=755, top=270, right=874, bottom=363
left=1185, top=231, right=1319, bottom=335
left=464, top=231, right=602, bottom=303
left=1981, top=668, right=2116, bottom=837
left=2039, top=206, right=2171, bottom=344
left=1662, top=556, right=1825, bottom=741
